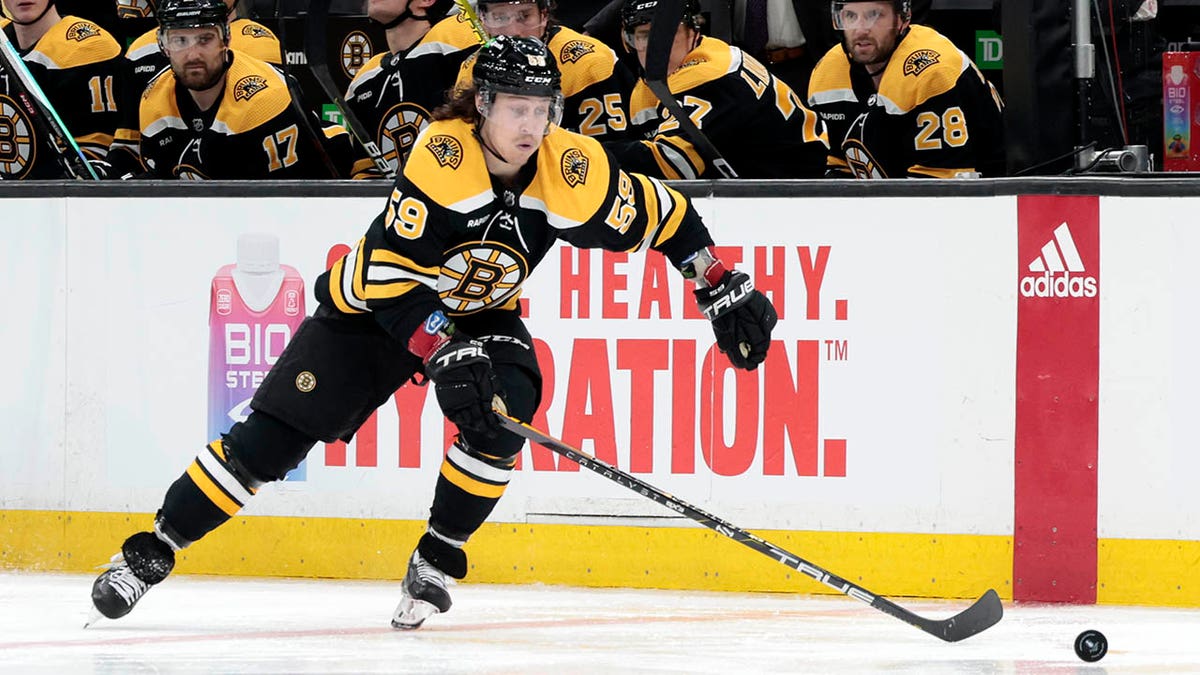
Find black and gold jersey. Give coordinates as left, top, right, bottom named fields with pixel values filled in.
left=139, top=50, right=363, bottom=179
left=807, top=25, right=1004, bottom=178
left=315, top=117, right=714, bottom=345
left=451, top=25, right=636, bottom=143
left=612, top=36, right=828, bottom=180
left=109, top=18, right=283, bottom=175
left=0, top=16, right=123, bottom=179
left=344, top=46, right=461, bottom=176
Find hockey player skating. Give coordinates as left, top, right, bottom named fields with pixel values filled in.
left=88, top=35, right=777, bottom=630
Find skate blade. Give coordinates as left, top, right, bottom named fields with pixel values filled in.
left=390, top=596, right=440, bottom=630
left=83, top=606, right=104, bottom=629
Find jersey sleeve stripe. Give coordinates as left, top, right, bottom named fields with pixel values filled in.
left=363, top=280, right=421, bottom=300
left=327, top=256, right=366, bottom=313
left=642, top=140, right=685, bottom=181
left=909, top=164, right=972, bottom=178
left=659, top=135, right=703, bottom=177
left=369, top=248, right=440, bottom=276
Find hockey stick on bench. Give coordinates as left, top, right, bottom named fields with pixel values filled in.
left=494, top=410, right=1004, bottom=642
left=642, top=0, right=736, bottom=178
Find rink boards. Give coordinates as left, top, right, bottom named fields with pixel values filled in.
left=0, top=184, right=1196, bottom=607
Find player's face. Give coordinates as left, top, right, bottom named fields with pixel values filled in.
left=162, top=26, right=228, bottom=91
left=627, top=24, right=697, bottom=74
left=478, top=92, right=552, bottom=165
left=479, top=1, right=547, bottom=39
left=840, top=2, right=905, bottom=66
left=367, top=0, right=408, bottom=24
left=4, top=0, right=52, bottom=23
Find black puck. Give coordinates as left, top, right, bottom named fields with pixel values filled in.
left=1074, top=629, right=1108, bottom=662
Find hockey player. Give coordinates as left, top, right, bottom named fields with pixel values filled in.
left=88, top=35, right=777, bottom=631
left=137, top=0, right=368, bottom=179
left=0, top=0, right=123, bottom=178
left=107, top=0, right=282, bottom=176
left=609, top=0, right=829, bottom=180
left=416, top=0, right=636, bottom=143
left=807, top=0, right=1004, bottom=178
left=342, top=0, right=458, bottom=175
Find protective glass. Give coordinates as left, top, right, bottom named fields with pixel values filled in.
left=622, top=25, right=652, bottom=51
left=479, top=89, right=564, bottom=135
left=831, top=2, right=892, bottom=30
left=480, top=3, right=543, bottom=29
left=160, top=27, right=224, bottom=51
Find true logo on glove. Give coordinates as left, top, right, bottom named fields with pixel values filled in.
left=431, top=345, right=487, bottom=368
left=701, top=277, right=754, bottom=320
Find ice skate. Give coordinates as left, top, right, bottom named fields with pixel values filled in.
left=86, top=532, right=175, bottom=626
left=391, top=549, right=454, bottom=630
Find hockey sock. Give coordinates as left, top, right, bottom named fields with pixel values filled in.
left=158, top=440, right=263, bottom=546
left=428, top=437, right=516, bottom=546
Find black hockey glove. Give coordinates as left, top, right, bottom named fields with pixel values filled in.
left=424, top=333, right=502, bottom=436
left=694, top=270, right=777, bottom=370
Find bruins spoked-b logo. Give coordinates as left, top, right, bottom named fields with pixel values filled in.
left=66, top=22, right=101, bottom=42
left=341, top=31, right=373, bottom=78
left=438, top=241, right=530, bottom=314
left=0, top=95, right=35, bottom=179
left=115, top=0, right=154, bottom=19
left=903, top=49, right=940, bottom=77
left=295, top=371, right=317, bottom=393
left=233, top=75, right=268, bottom=101
left=561, top=148, right=589, bottom=187
left=559, top=40, right=595, bottom=64
left=426, top=134, right=463, bottom=169
left=380, top=103, right=431, bottom=170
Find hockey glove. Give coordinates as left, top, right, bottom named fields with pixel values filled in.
left=424, top=333, right=502, bottom=436
left=694, top=270, right=777, bottom=370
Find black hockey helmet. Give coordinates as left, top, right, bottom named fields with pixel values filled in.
left=474, top=35, right=561, bottom=98
left=831, top=0, right=911, bottom=29
left=156, top=0, right=229, bottom=37
left=473, top=35, right=563, bottom=132
left=620, top=0, right=702, bottom=31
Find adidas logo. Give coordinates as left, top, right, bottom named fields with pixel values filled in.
left=1019, top=222, right=1098, bottom=298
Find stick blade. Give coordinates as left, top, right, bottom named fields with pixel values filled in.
left=929, top=589, right=1004, bottom=642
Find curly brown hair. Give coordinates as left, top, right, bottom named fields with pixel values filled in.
left=432, top=86, right=482, bottom=125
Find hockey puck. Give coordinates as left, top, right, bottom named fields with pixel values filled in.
left=1074, top=629, right=1107, bottom=662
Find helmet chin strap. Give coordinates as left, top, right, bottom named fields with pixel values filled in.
left=8, top=0, right=55, bottom=26
left=376, top=1, right=434, bottom=30
left=474, top=119, right=513, bottom=166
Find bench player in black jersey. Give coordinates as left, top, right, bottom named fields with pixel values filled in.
left=88, top=35, right=777, bottom=630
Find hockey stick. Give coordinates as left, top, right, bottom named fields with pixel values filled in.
left=451, top=0, right=490, bottom=44
left=282, top=72, right=343, bottom=178
left=0, top=28, right=99, bottom=179
left=494, top=411, right=1004, bottom=642
left=642, top=0, right=736, bottom=178
left=304, top=0, right=395, bottom=179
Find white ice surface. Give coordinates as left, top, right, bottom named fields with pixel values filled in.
left=1, top=572, right=1198, bottom=674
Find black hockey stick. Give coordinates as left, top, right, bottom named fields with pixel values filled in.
left=0, top=28, right=99, bottom=179
left=642, top=0, right=736, bottom=178
left=282, top=72, right=343, bottom=178
left=494, top=411, right=1004, bottom=642
left=304, top=0, right=395, bottom=179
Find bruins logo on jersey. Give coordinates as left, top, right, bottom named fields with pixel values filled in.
left=233, top=75, right=269, bottom=101
left=559, top=40, right=595, bottom=65
left=561, top=148, right=589, bottom=187
left=341, top=31, right=373, bottom=79
left=65, top=22, right=101, bottom=42
left=0, top=94, right=35, bottom=179
left=115, top=0, right=153, bottom=19
left=426, top=134, right=463, bottom=169
left=380, top=103, right=432, bottom=170
left=903, top=49, right=940, bottom=77
left=439, top=241, right=529, bottom=315
left=242, top=24, right=271, bottom=39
